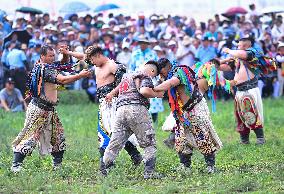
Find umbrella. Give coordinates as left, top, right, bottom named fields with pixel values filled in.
left=94, top=3, right=120, bottom=12
left=16, top=7, right=43, bottom=15
left=59, top=1, right=90, bottom=14
left=261, top=6, right=284, bottom=14
left=3, top=30, right=32, bottom=46
left=222, top=7, right=247, bottom=17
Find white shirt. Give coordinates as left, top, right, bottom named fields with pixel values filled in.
left=271, top=25, right=284, bottom=40
left=176, top=45, right=196, bottom=67
left=116, top=51, right=132, bottom=70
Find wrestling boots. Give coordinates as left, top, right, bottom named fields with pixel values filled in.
left=51, top=150, right=64, bottom=170
left=99, top=147, right=114, bottom=176
left=204, top=153, right=216, bottom=174
left=176, top=152, right=192, bottom=174
left=178, top=152, right=192, bottom=168
left=124, top=141, right=143, bottom=166
left=143, top=158, right=162, bottom=179
left=254, top=128, right=265, bottom=145
left=240, top=133, right=250, bottom=144
left=11, top=152, right=25, bottom=173
left=163, top=132, right=175, bottom=149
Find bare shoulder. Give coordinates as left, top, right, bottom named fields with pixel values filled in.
left=105, top=59, right=118, bottom=74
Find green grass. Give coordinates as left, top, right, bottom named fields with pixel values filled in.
left=0, top=91, right=284, bottom=194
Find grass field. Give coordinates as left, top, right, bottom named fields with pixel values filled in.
left=0, top=91, right=284, bottom=194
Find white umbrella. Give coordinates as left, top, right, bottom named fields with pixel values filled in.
left=262, top=6, right=284, bottom=14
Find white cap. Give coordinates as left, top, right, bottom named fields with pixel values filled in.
left=63, top=20, right=72, bottom=24
left=26, top=24, right=33, bottom=29
left=113, top=26, right=120, bottom=31
left=149, top=38, right=157, bottom=43
left=167, top=40, right=176, bottom=46
left=119, top=24, right=126, bottom=29
left=108, top=18, right=117, bottom=24
left=102, top=24, right=110, bottom=29
left=151, top=15, right=158, bottom=21
left=50, top=26, right=57, bottom=31
left=153, top=45, right=163, bottom=52
left=97, top=17, right=104, bottom=22
left=43, top=24, right=51, bottom=30
left=163, top=33, right=171, bottom=40
left=122, top=41, right=130, bottom=49
left=260, top=15, right=272, bottom=23
left=278, top=42, right=284, bottom=49
left=6, top=15, right=14, bottom=21
left=126, top=21, right=133, bottom=27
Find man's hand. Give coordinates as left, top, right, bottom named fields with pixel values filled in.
left=58, top=45, right=70, bottom=55
left=105, top=92, right=114, bottom=103
left=223, top=47, right=231, bottom=54
left=156, top=91, right=165, bottom=98
left=78, top=69, right=92, bottom=78
left=230, top=80, right=238, bottom=87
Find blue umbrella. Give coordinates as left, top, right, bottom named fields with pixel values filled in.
left=59, top=1, right=90, bottom=14
left=94, top=3, right=120, bottom=12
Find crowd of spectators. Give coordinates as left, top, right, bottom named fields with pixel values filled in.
left=0, top=3, right=284, bottom=111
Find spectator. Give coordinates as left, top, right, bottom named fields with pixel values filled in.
left=271, top=19, right=284, bottom=41
left=6, top=42, right=29, bottom=96
left=195, top=36, right=217, bottom=64
left=276, top=42, right=284, bottom=97
left=176, top=36, right=196, bottom=67
left=0, top=77, right=27, bottom=112
left=28, top=44, right=41, bottom=69
left=116, top=41, right=132, bottom=69
left=29, top=29, right=43, bottom=48
left=166, top=40, right=178, bottom=63
left=153, top=45, right=166, bottom=59
left=129, top=35, right=157, bottom=71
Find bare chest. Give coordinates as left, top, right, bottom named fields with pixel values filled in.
left=234, top=62, right=255, bottom=84
left=95, top=68, right=115, bottom=87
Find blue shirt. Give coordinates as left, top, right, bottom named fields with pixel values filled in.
left=204, top=31, right=218, bottom=40
left=6, top=49, right=27, bottom=69
left=30, top=52, right=40, bottom=66
left=129, top=47, right=158, bottom=72
left=1, top=49, right=9, bottom=66
left=195, top=45, right=217, bottom=64
left=29, top=38, right=43, bottom=48
left=0, top=88, right=23, bottom=109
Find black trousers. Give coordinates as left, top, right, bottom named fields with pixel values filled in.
left=9, top=68, right=28, bottom=97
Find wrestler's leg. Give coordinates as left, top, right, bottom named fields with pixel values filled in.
left=204, top=152, right=216, bottom=173
left=102, top=130, right=131, bottom=175
left=50, top=112, right=66, bottom=168
left=234, top=98, right=251, bottom=144
left=11, top=104, right=48, bottom=172
left=130, top=107, right=159, bottom=179
left=124, top=141, right=142, bottom=166
left=254, top=128, right=265, bottom=145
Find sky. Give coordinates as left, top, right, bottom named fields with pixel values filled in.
left=1, top=0, right=284, bottom=22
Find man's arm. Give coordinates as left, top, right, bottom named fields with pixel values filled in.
left=105, top=84, right=120, bottom=103
left=139, top=87, right=164, bottom=98
left=16, top=90, right=27, bottom=111
left=0, top=99, right=10, bottom=111
left=223, top=48, right=248, bottom=60
left=56, top=69, right=91, bottom=85
left=59, top=47, right=85, bottom=60
left=218, top=64, right=233, bottom=71
left=217, top=58, right=235, bottom=71
left=153, top=77, right=180, bottom=92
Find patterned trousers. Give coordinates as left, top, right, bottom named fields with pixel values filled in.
left=12, top=103, right=66, bottom=156
left=176, top=98, right=223, bottom=155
